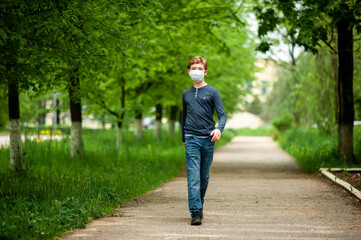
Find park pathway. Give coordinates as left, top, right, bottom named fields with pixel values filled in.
left=63, top=136, right=361, bottom=240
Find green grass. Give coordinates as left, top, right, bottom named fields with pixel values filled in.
left=0, top=128, right=9, bottom=134
left=0, top=128, right=235, bottom=239
left=277, top=127, right=361, bottom=173
left=0, top=130, right=184, bottom=239
left=215, top=129, right=238, bottom=148
left=214, top=127, right=275, bottom=149
left=233, top=126, right=276, bottom=136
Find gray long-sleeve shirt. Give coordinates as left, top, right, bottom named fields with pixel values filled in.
left=181, top=84, right=226, bottom=142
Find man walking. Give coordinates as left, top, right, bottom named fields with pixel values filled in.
left=181, top=56, right=227, bottom=225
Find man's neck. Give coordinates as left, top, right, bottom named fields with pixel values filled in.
left=193, top=80, right=207, bottom=89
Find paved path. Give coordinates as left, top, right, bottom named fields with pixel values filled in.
left=0, top=135, right=10, bottom=147
left=63, top=136, right=361, bottom=239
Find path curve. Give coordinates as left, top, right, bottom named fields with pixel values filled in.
left=63, top=136, right=361, bottom=239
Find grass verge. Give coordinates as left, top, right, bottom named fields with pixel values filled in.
left=215, top=126, right=275, bottom=149
left=0, top=130, right=184, bottom=239
left=276, top=127, right=361, bottom=173
left=233, top=126, right=276, bottom=136
left=0, top=128, right=234, bottom=239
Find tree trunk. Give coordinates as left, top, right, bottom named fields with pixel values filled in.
left=116, top=121, right=122, bottom=152
left=154, top=104, right=162, bottom=139
left=52, top=94, right=57, bottom=132
left=37, top=100, right=46, bottom=126
left=295, top=114, right=300, bottom=126
left=290, top=56, right=300, bottom=126
left=101, top=113, right=106, bottom=130
left=56, top=99, right=60, bottom=125
left=69, top=74, right=83, bottom=157
left=169, top=106, right=178, bottom=136
left=134, top=108, right=142, bottom=141
left=116, top=79, right=126, bottom=152
left=337, top=14, right=354, bottom=160
left=8, top=81, right=25, bottom=172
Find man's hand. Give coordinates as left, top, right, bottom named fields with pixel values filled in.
left=183, top=142, right=185, bottom=147
left=210, top=129, right=221, bottom=142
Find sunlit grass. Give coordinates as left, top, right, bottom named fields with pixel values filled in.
left=0, top=128, right=235, bottom=239
left=234, top=126, right=276, bottom=136
left=0, top=129, right=185, bottom=239
left=214, top=126, right=275, bottom=148
left=277, top=127, right=361, bottom=173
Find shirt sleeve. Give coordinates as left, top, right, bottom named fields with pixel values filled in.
left=214, top=89, right=227, bottom=132
left=181, top=93, right=187, bottom=142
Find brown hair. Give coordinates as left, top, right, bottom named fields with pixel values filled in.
left=187, top=56, right=207, bottom=70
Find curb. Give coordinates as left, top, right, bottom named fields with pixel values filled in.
left=319, top=168, right=361, bottom=200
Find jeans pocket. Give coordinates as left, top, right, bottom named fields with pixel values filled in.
left=185, top=136, right=193, bottom=141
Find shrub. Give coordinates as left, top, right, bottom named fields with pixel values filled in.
left=271, top=113, right=295, bottom=132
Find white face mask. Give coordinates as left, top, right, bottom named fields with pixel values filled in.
left=189, top=69, right=205, bottom=83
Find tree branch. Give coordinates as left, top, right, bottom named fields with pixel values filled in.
left=87, top=92, right=120, bottom=118
left=321, top=38, right=338, bottom=54
left=100, top=99, right=120, bottom=118
left=207, top=30, right=231, bottom=55
left=24, top=0, right=32, bottom=13
left=124, top=5, right=234, bottom=26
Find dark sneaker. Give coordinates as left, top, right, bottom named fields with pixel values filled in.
left=191, top=214, right=202, bottom=225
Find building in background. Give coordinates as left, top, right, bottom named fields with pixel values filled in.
left=252, top=59, right=279, bottom=102
left=226, top=59, right=280, bottom=129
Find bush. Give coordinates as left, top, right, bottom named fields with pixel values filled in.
left=271, top=113, right=295, bottom=132
left=245, top=96, right=263, bottom=115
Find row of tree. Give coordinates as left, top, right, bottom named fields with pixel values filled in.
left=0, top=0, right=256, bottom=172
left=261, top=49, right=361, bottom=131
left=254, top=0, right=361, bottom=163
left=3, top=0, right=359, bottom=172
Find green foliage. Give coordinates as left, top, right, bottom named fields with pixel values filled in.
left=245, top=96, right=263, bottom=115
left=261, top=62, right=298, bottom=123
left=83, top=0, right=256, bottom=124
left=1, top=0, right=257, bottom=131
left=354, top=48, right=361, bottom=121
left=263, top=51, right=338, bottom=133
left=253, top=0, right=360, bottom=54
left=277, top=127, right=361, bottom=173
left=0, top=90, right=7, bottom=129
left=254, top=1, right=360, bottom=161
left=355, top=96, right=361, bottom=120
left=19, top=92, right=41, bottom=124
left=271, top=113, right=295, bottom=132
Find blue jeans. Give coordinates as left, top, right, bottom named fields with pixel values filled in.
left=185, top=136, right=215, bottom=217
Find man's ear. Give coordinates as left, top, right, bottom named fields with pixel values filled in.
left=204, top=70, right=208, bottom=76
left=187, top=69, right=190, bottom=74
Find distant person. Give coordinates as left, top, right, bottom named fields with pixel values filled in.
left=181, top=56, right=227, bottom=225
